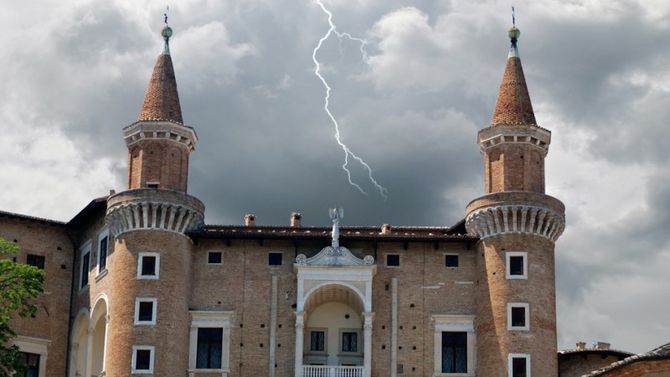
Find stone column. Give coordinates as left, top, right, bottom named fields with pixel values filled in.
left=294, top=312, right=305, bottom=377
left=85, top=326, right=93, bottom=377
left=363, top=312, right=374, bottom=377
left=102, top=314, right=110, bottom=373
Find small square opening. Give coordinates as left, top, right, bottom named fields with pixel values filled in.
left=445, top=254, right=459, bottom=268
left=269, top=253, right=283, bottom=266
left=208, top=251, right=222, bottom=264
left=386, top=254, right=400, bottom=267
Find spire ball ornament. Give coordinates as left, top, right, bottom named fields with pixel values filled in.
left=162, top=25, right=173, bottom=39
left=508, top=26, right=520, bottom=45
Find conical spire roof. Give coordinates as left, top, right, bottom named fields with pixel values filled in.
left=490, top=26, right=536, bottom=126
left=138, top=25, right=183, bottom=124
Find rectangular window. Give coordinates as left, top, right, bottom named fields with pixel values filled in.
left=207, top=251, right=223, bottom=265
left=98, top=231, right=109, bottom=274
left=138, top=252, right=159, bottom=279
left=508, top=353, right=530, bottom=377
left=506, top=252, right=528, bottom=279
left=386, top=254, right=400, bottom=267
left=80, top=250, right=90, bottom=289
left=20, top=352, right=40, bottom=377
left=196, top=328, right=223, bottom=369
left=132, top=346, right=155, bottom=374
left=26, top=254, right=45, bottom=270
left=310, top=331, right=326, bottom=352
left=268, top=252, right=282, bottom=266
left=507, top=303, right=529, bottom=331
left=341, top=332, right=358, bottom=353
left=445, top=254, right=459, bottom=268
left=441, top=331, right=467, bottom=373
left=135, top=298, right=157, bottom=325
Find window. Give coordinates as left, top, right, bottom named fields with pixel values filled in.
left=97, top=229, right=109, bottom=274
left=432, top=314, right=475, bottom=375
left=268, top=252, right=282, bottom=266
left=341, top=331, right=358, bottom=353
left=20, top=352, right=40, bottom=377
left=506, top=252, right=527, bottom=279
left=132, top=346, right=155, bottom=374
left=386, top=254, right=400, bottom=267
left=441, top=332, right=467, bottom=373
left=508, top=353, right=530, bottom=377
left=80, top=244, right=91, bottom=289
left=309, top=330, right=326, bottom=352
left=138, top=252, right=160, bottom=279
left=445, top=254, right=459, bottom=268
left=135, top=298, right=157, bottom=325
left=207, top=251, right=222, bottom=265
left=26, top=255, right=45, bottom=270
left=189, top=311, right=233, bottom=372
left=146, top=182, right=160, bottom=189
left=507, top=303, right=529, bottom=331
left=196, top=328, right=223, bottom=369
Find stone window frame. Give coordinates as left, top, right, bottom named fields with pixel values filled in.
left=431, top=314, right=476, bottom=377
left=505, top=252, right=528, bottom=280
left=188, top=310, right=233, bottom=374
left=444, top=253, right=460, bottom=268
left=508, top=353, right=531, bottom=377
left=338, top=328, right=363, bottom=356
left=26, top=254, right=46, bottom=270
left=303, top=327, right=328, bottom=355
left=12, top=335, right=50, bottom=377
left=137, top=252, right=160, bottom=280
left=207, top=250, right=223, bottom=265
left=79, top=241, right=92, bottom=291
left=507, top=303, right=530, bottom=331
left=385, top=253, right=400, bottom=268
left=131, top=345, right=155, bottom=374
left=96, top=227, right=110, bottom=277
left=134, top=297, right=158, bottom=326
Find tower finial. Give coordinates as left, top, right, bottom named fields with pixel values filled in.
left=508, top=6, right=520, bottom=58
left=161, top=6, right=172, bottom=55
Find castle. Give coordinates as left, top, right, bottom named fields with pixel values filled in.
left=5, top=18, right=664, bottom=377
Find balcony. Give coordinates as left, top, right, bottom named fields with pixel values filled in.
left=302, top=365, right=363, bottom=377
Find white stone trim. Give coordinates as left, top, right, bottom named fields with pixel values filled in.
left=96, top=227, right=109, bottom=276
left=507, top=303, right=530, bottom=331
left=137, top=252, right=160, bottom=280
left=13, top=335, right=50, bottom=377
left=123, top=120, right=197, bottom=151
left=134, top=297, right=158, bottom=326
left=188, top=311, right=234, bottom=373
left=79, top=241, right=92, bottom=291
left=107, top=201, right=204, bottom=236
left=505, top=252, right=528, bottom=280
left=508, top=353, right=531, bottom=377
left=431, top=314, right=476, bottom=376
left=131, top=345, right=155, bottom=374
left=465, top=204, right=564, bottom=242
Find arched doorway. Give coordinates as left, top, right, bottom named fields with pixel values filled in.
left=89, top=296, right=108, bottom=377
left=69, top=309, right=89, bottom=377
left=303, top=284, right=365, bottom=367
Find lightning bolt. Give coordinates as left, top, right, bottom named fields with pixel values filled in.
left=312, top=0, right=388, bottom=200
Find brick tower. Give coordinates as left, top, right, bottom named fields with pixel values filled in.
left=104, top=23, right=204, bottom=377
left=465, top=24, right=565, bottom=376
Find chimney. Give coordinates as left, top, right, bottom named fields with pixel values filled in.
left=290, top=212, right=302, bottom=227
left=244, top=214, right=256, bottom=226
left=381, top=224, right=392, bottom=235
left=576, top=341, right=586, bottom=351
left=595, top=342, right=610, bottom=351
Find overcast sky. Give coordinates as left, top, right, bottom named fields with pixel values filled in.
left=1, top=0, right=668, bottom=354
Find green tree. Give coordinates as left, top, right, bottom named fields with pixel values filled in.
left=0, top=238, right=44, bottom=377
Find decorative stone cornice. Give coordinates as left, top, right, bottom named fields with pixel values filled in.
left=478, top=124, right=551, bottom=156
left=465, top=192, right=565, bottom=242
left=106, top=188, right=204, bottom=236
left=123, top=120, right=197, bottom=151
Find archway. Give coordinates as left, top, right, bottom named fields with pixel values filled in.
left=70, top=309, right=89, bottom=377
left=89, top=296, right=108, bottom=376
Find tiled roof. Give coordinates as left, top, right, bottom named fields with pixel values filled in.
left=558, top=348, right=633, bottom=360
left=491, top=56, right=537, bottom=126
left=189, top=224, right=477, bottom=242
left=138, top=53, right=183, bottom=124
left=584, top=343, right=670, bottom=376
left=0, top=210, right=65, bottom=226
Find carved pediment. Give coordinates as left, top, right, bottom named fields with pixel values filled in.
left=296, top=246, right=374, bottom=267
